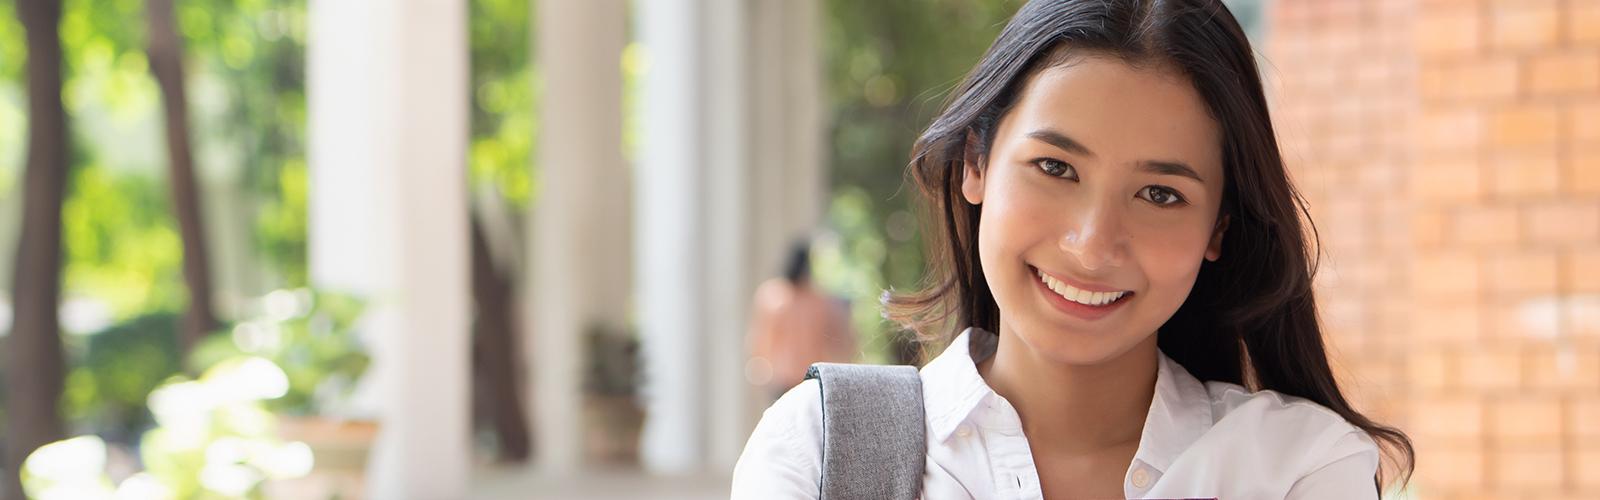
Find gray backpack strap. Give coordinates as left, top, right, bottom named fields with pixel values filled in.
left=803, top=362, right=926, bottom=500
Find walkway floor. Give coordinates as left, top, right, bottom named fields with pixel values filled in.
left=472, top=465, right=730, bottom=499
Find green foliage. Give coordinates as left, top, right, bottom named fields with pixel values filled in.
left=62, top=312, right=185, bottom=442
left=470, top=0, right=536, bottom=208
left=25, top=358, right=315, bottom=500
left=819, top=0, right=1020, bottom=360
left=254, top=159, right=307, bottom=286
left=175, top=0, right=310, bottom=287
left=28, top=288, right=362, bottom=499
left=0, top=0, right=22, bottom=197
left=189, top=289, right=368, bottom=416
left=136, top=356, right=314, bottom=499
left=61, top=162, right=187, bottom=315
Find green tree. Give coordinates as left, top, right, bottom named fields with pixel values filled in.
left=467, top=0, right=535, bottom=462
left=3, top=0, right=70, bottom=498
left=147, top=0, right=220, bottom=354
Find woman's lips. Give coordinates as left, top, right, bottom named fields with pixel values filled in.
left=1030, top=265, right=1133, bottom=321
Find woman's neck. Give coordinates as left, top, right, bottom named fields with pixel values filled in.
left=976, top=325, right=1160, bottom=455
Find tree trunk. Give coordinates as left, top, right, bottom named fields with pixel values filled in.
left=147, top=0, right=218, bottom=354
left=470, top=214, right=531, bottom=462
left=4, top=0, right=70, bottom=498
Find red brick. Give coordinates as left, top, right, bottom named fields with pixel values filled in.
left=1453, top=206, right=1521, bottom=246
left=1460, top=349, right=1523, bottom=391
left=1489, top=396, right=1564, bottom=446
left=1567, top=249, right=1600, bottom=293
left=1572, top=101, right=1600, bottom=145
left=1415, top=252, right=1483, bottom=300
left=1411, top=394, right=1486, bottom=440
left=1412, top=159, right=1484, bottom=203
left=1424, top=59, right=1521, bottom=102
left=1527, top=347, right=1600, bottom=392
left=1575, top=445, right=1600, bottom=490
left=1488, top=0, right=1561, bottom=51
left=1568, top=151, right=1600, bottom=195
left=1490, top=106, right=1561, bottom=149
left=1416, top=107, right=1483, bottom=153
left=1567, top=296, right=1600, bottom=340
left=1574, top=399, right=1600, bottom=442
left=1413, top=208, right=1449, bottom=248
left=1415, top=302, right=1484, bottom=345
left=1410, top=350, right=1455, bottom=391
left=1419, top=64, right=1449, bottom=102
left=1526, top=52, right=1600, bottom=96
left=1458, top=58, right=1522, bottom=100
left=1485, top=299, right=1561, bottom=341
left=1484, top=251, right=1559, bottom=295
left=1524, top=202, right=1600, bottom=245
left=1568, top=1, right=1600, bottom=45
left=1415, top=441, right=1486, bottom=491
left=1417, top=6, right=1482, bottom=57
left=1489, top=151, right=1560, bottom=198
left=1492, top=446, right=1564, bottom=490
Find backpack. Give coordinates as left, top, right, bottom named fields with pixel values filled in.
left=803, top=362, right=927, bottom=500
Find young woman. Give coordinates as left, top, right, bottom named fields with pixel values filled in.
left=732, top=0, right=1414, bottom=498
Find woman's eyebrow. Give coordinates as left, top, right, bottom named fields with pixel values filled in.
left=1140, top=161, right=1205, bottom=184
left=1026, top=129, right=1095, bottom=157
left=1026, top=128, right=1205, bottom=184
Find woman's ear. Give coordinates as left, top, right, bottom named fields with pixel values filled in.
left=961, top=130, right=986, bottom=205
left=1204, top=214, right=1230, bottom=261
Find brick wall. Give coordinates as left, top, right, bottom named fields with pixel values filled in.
left=1266, top=0, right=1600, bottom=498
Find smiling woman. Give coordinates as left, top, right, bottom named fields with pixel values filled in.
left=733, top=0, right=1414, bottom=499
left=957, top=56, right=1230, bottom=370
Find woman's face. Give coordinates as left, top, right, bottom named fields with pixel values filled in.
left=962, top=55, right=1228, bottom=367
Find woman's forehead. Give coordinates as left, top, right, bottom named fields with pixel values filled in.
left=999, top=55, right=1223, bottom=174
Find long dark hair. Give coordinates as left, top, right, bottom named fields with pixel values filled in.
left=883, top=0, right=1414, bottom=490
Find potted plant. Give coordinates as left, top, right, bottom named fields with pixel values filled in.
left=581, top=323, right=644, bottom=465
left=190, top=288, right=374, bottom=499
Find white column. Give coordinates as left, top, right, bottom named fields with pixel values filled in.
left=750, top=0, right=826, bottom=261
left=307, top=0, right=471, bottom=498
left=635, top=0, right=707, bottom=473
left=738, top=0, right=828, bottom=459
left=529, top=0, right=629, bottom=474
left=703, top=0, right=753, bottom=473
left=634, top=0, right=826, bottom=474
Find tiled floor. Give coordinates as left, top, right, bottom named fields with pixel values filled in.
left=473, top=465, right=729, bottom=499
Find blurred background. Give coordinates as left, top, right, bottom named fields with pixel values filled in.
left=0, top=0, right=1595, bottom=499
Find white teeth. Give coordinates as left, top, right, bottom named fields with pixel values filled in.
left=1036, top=269, right=1127, bottom=307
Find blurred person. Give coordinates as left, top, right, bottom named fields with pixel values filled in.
left=732, top=0, right=1414, bottom=498
left=745, top=239, right=858, bottom=403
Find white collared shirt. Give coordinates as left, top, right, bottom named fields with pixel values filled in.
left=731, top=327, right=1380, bottom=499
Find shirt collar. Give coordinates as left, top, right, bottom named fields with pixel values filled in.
left=920, top=327, right=999, bottom=443
left=919, top=326, right=1214, bottom=473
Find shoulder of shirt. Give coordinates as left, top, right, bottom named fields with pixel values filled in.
left=1198, top=380, right=1379, bottom=465
left=1201, top=380, right=1349, bottom=424
left=732, top=380, right=825, bottom=497
left=770, top=378, right=825, bottom=422
left=755, top=378, right=825, bottom=453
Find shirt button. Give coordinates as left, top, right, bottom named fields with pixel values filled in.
left=956, top=425, right=972, bottom=438
left=1130, top=467, right=1152, bottom=489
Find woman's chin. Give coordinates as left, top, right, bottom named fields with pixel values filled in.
left=1013, top=322, right=1149, bottom=368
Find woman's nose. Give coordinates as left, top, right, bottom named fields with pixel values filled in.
left=1058, top=202, right=1129, bottom=272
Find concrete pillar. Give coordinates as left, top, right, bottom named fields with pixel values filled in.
left=307, top=0, right=471, bottom=497
left=634, top=0, right=708, bottom=473
left=634, top=0, right=825, bottom=474
left=528, top=0, right=630, bottom=474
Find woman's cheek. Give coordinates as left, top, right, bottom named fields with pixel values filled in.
left=984, top=176, right=1053, bottom=252
left=1134, top=227, right=1211, bottom=299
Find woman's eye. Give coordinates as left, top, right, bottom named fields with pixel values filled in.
left=1034, top=159, right=1077, bottom=179
left=1139, top=186, right=1186, bottom=206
